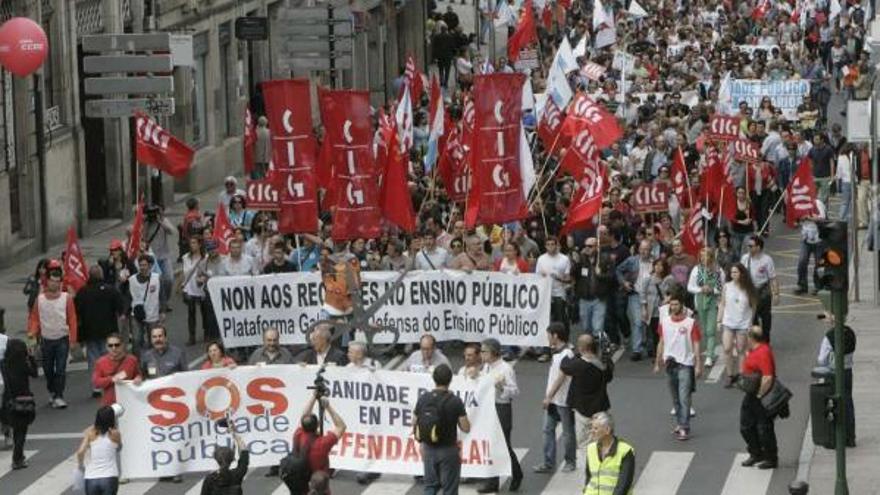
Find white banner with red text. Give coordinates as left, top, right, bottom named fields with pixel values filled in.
left=206, top=270, right=552, bottom=348
left=116, top=365, right=511, bottom=478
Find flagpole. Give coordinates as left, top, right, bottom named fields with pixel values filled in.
left=295, top=234, right=302, bottom=270
left=530, top=132, right=563, bottom=196
left=756, top=192, right=786, bottom=237
left=717, top=186, right=725, bottom=229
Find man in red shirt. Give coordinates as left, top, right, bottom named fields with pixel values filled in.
left=739, top=325, right=778, bottom=470
left=92, top=333, right=142, bottom=406
left=291, top=392, right=347, bottom=477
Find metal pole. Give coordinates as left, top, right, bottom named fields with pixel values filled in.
left=872, top=94, right=880, bottom=306
left=329, top=4, right=337, bottom=88
left=34, top=73, right=48, bottom=253
left=831, top=287, right=849, bottom=495
left=851, top=150, right=859, bottom=302
left=488, top=0, right=496, bottom=63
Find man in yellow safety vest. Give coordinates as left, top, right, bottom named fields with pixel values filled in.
left=584, top=412, right=635, bottom=495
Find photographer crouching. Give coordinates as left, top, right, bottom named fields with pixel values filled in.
left=279, top=367, right=347, bottom=495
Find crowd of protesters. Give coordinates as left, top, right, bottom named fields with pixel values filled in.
left=1, top=0, right=874, bottom=492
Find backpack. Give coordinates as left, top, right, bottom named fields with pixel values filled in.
left=415, top=391, right=452, bottom=446
left=279, top=434, right=314, bottom=494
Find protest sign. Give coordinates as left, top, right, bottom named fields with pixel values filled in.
left=514, top=48, right=540, bottom=71
left=206, top=270, right=552, bottom=348
left=630, top=182, right=669, bottom=213
left=728, top=79, right=810, bottom=120
left=116, top=365, right=511, bottom=478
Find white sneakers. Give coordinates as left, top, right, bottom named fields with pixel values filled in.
left=50, top=397, right=68, bottom=409
left=669, top=407, right=697, bottom=417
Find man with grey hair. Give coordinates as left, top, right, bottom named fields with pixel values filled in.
left=347, top=341, right=376, bottom=371
left=247, top=328, right=295, bottom=365
left=404, top=334, right=451, bottom=373
left=584, top=412, right=635, bottom=494
left=448, top=235, right=493, bottom=272
left=478, top=338, right=522, bottom=493
left=616, top=240, right=655, bottom=361
left=295, top=324, right=348, bottom=366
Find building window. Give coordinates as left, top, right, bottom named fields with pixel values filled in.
left=41, top=7, right=57, bottom=117
left=192, top=32, right=209, bottom=146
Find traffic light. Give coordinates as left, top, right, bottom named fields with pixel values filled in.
left=817, top=221, right=848, bottom=292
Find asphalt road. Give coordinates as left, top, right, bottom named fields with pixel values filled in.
left=0, top=207, right=828, bottom=495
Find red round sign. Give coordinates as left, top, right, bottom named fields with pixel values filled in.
left=0, top=17, right=48, bottom=77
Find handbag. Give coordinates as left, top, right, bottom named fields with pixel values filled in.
left=761, top=378, right=793, bottom=418
left=9, top=395, right=36, bottom=414
left=71, top=465, right=85, bottom=492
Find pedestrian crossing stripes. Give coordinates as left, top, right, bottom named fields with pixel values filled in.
left=720, top=453, right=773, bottom=495
left=1, top=448, right=780, bottom=494
left=632, top=451, right=693, bottom=494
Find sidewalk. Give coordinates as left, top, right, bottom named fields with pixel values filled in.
left=0, top=181, right=236, bottom=338
left=807, top=230, right=880, bottom=494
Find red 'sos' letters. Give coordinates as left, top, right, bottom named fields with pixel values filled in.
left=245, top=378, right=288, bottom=415
left=146, top=377, right=291, bottom=426
left=147, top=387, right=189, bottom=426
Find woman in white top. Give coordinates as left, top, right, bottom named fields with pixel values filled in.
left=687, top=248, right=726, bottom=367
left=179, top=236, right=207, bottom=346
left=76, top=405, right=121, bottom=495
left=835, top=143, right=853, bottom=221
left=717, top=263, right=758, bottom=388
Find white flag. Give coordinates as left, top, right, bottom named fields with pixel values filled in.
left=593, top=0, right=614, bottom=30
left=830, top=0, right=841, bottom=19
left=573, top=35, right=588, bottom=59
left=627, top=0, right=648, bottom=17
left=519, top=123, right=535, bottom=201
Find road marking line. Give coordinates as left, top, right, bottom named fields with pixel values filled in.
left=118, top=479, right=158, bottom=494
left=0, top=450, right=37, bottom=478
left=633, top=451, right=694, bottom=494
left=28, top=433, right=85, bottom=440
left=719, top=453, right=773, bottom=495
left=796, top=417, right=815, bottom=483
left=459, top=448, right=528, bottom=495
left=19, top=452, right=78, bottom=495
left=356, top=477, right=417, bottom=495
left=707, top=351, right=726, bottom=383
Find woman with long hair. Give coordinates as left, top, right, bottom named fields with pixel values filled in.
left=731, top=187, right=756, bottom=256
left=76, top=406, right=122, bottom=494
left=180, top=236, right=208, bottom=346
left=717, top=263, right=758, bottom=388
left=640, top=258, right=676, bottom=358
left=494, top=243, right=530, bottom=274
left=688, top=248, right=726, bottom=367
left=714, top=228, right=738, bottom=276
left=0, top=339, right=37, bottom=470
left=227, top=195, right=255, bottom=239
left=22, top=258, right=49, bottom=310
left=201, top=341, right=237, bottom=370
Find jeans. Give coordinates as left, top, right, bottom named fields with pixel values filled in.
left=578, top=299, right=606, bottom=336
left=740, top=394, right=778, bottom=461
left=155, top=257, right=174, bottom=309
left=626, top=293, right=645, bottom=354
left=132, top=320, right=159, bottom=356
left=542, top=405, right=576, bottom=468
left=438, top=59, right=452, bottom=88
left=857, top=179, right=871, bottom=226
left=838, top=181, right=852, bottom=221
left=422, top=444, right=461, bottom=495
left=777, top=158, right=794, bottom=192
left=667, top=364, right=694, bottom=430
left=797, top=241, right=823, bottom=291
left=815, top=177, right=832, bottom=207
left=41, top=336, right=69, bottom=400
left=85, top=340, right=106, bottom=390
left=84, top=476, right=119, bottom=495
left=486, top=403, right=522, bottom=488
left=185, top=295, right=208, bottom=341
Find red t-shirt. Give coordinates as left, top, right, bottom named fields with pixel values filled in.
left=293, top=428, right=339, bottom=474
left=742, top=343, right=775, bottom=377
left=92, top=354, right=141, bottom=406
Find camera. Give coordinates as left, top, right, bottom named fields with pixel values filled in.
left=307, top=365, right=329, bottom=398
left=144, top=204, right=161, bottom=222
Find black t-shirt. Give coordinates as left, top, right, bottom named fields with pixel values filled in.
left=809, top=144, right=835, bottom=178
left=263, top=260, right=297, bottom=274
left=560, top=355, right=612, bottom=417
left=414, top=390, right=466, bottom=447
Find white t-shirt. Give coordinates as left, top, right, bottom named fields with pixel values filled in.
left=721, top=282, right=754, bottom=330
left=536, top=253, right=571, bottom=298
left=659, top=315, right=701, bottom=367
left=740, top=252, right=776, bottom=289
left=129, top=273, right=161, bottom=323
left=414, top=247, right=449, bottom=270
left=83, top=434, right=120, bottom=480
left=546, top=346, right=574, bottom=407
left=225, top=254, right=256, bottom=276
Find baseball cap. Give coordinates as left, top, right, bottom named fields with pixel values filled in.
left=109, top=239, right=124, bottom=251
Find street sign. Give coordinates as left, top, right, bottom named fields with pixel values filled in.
left=82, top=33, right=171, bottom=52
left=85, top=98, right=175, bottom=118
left=630, top=182, right=669, bottom=213
left=83, top=55, right=173, bottom=74
left=846, top=100, right=871, bottom=143
left=85, top=76, right=174, bottom=95
left=170, top=34, right=194, bottom=66
left=235, top=16, right=269, bottom=41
